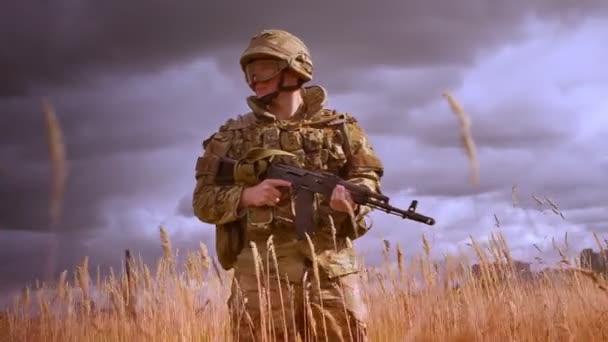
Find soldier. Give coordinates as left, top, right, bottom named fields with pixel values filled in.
left=192, top=29, right=384, bottom=341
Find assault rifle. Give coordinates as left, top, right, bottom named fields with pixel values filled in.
left=213, top=148, right=436, bottom=240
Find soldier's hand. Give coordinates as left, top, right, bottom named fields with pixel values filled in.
left=239, top=179, right=291, bottom=208
left=330, top=184, right=356, bottom=213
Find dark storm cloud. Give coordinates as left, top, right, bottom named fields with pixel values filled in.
left=0, top=61, right=247, bottom=159
left=2, top=0, right=607, bottom=97
left=3, top=0, right=577, bottom=234
left=0, top=60, right=244, bottom=233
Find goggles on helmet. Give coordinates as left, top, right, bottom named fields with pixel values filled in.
left=244, top=59, right=288, bottom=86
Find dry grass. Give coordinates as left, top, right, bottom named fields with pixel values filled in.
left=4, top=230, right=608, bottom=342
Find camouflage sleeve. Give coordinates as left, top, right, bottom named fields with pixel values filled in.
left=192, top=129, right=246, bottom=225
left=342, top=117, right=384, bottom=219
left=343, top=118, right=383, bottom=190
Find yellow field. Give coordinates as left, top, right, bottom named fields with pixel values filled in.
left=2, top=230, right=608, bottom=342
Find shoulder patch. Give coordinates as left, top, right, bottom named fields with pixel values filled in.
left=321, top=109, right=357, bottom=123
left=220, top=112, right=257, bottom=131
left=306, top=109, right=356, bottom=129
left=202, top=133, right=216, bottom=149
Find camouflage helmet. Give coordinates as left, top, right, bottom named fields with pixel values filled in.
left=240, top=29, right=313, bottom=83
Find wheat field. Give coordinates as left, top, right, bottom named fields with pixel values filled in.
left=2, top=228, right=608, bottom=342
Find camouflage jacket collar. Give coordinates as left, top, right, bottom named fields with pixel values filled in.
left=245, top=85, right=328, bottom=122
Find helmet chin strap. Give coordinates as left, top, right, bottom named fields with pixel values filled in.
left=257, top=71, right=303, bottom=106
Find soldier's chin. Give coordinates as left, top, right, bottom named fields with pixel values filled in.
left=255, top=88, right=272, bottom=97
left=257, top=91, right=278, bottom=105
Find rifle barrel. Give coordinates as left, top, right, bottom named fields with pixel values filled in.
left=369, top=202, right=436, bottom=226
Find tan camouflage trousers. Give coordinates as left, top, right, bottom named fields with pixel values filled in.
left=227, top=259, right=368, bottom=342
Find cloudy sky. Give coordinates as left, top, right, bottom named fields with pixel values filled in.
left=1, top=1, right=607, bottom=306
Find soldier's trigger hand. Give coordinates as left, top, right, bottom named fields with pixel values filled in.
left=330, top=184, right=355, bottom=213
left=239, top=179, right=291, bottom=208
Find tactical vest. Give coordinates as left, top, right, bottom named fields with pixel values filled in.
left=209, top=109, right=366, bottom=269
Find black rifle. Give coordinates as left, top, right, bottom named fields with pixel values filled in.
left=214, top=151, right=436, bottom=240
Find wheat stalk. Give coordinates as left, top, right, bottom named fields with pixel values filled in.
left=41, top=98, right=68, bottom=284
left=305, top=233, right=329, bottom=342
left=442, top=92, right=479, bottom=189
left=159, top=225, right=175, bottom=276
left=41, top=97, right=68, bottom=225
left=267, top=236, right=290, bottom=341
left=76, top=256, right=90, bottom=315
left=250, top=241, right=268, bottom=341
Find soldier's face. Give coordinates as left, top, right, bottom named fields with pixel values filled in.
left=245, top=59, right=285, bottom=96
left=253, top=75, right=281, bottom=98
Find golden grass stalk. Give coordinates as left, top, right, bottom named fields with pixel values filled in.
left=210, top=257, right=224, bottom=286
left=159, top=225, right=175, bottom=276
left=76, top=256, right=91, bottom=315
left=250, top=241, right=268, bottom=341
left=442, top=92, right=479, bottom=189
left=198, top=241, right=211, bottom=274
left=41, top=98, right=68, bottom=283
left=305, top=232, right=329, bottom=342
left=56, top=270, right=68, bottom=302
left=397, top=242, right=404, bottom=281
left=267, top=236, right=290, bottom=341
left=41, top=97, right=68, bottom=226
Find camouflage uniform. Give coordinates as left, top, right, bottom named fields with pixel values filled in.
left=192, top=30, right=383, bottom=342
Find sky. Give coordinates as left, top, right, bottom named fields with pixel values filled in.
left=1, top=1, right=607, bottom=306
